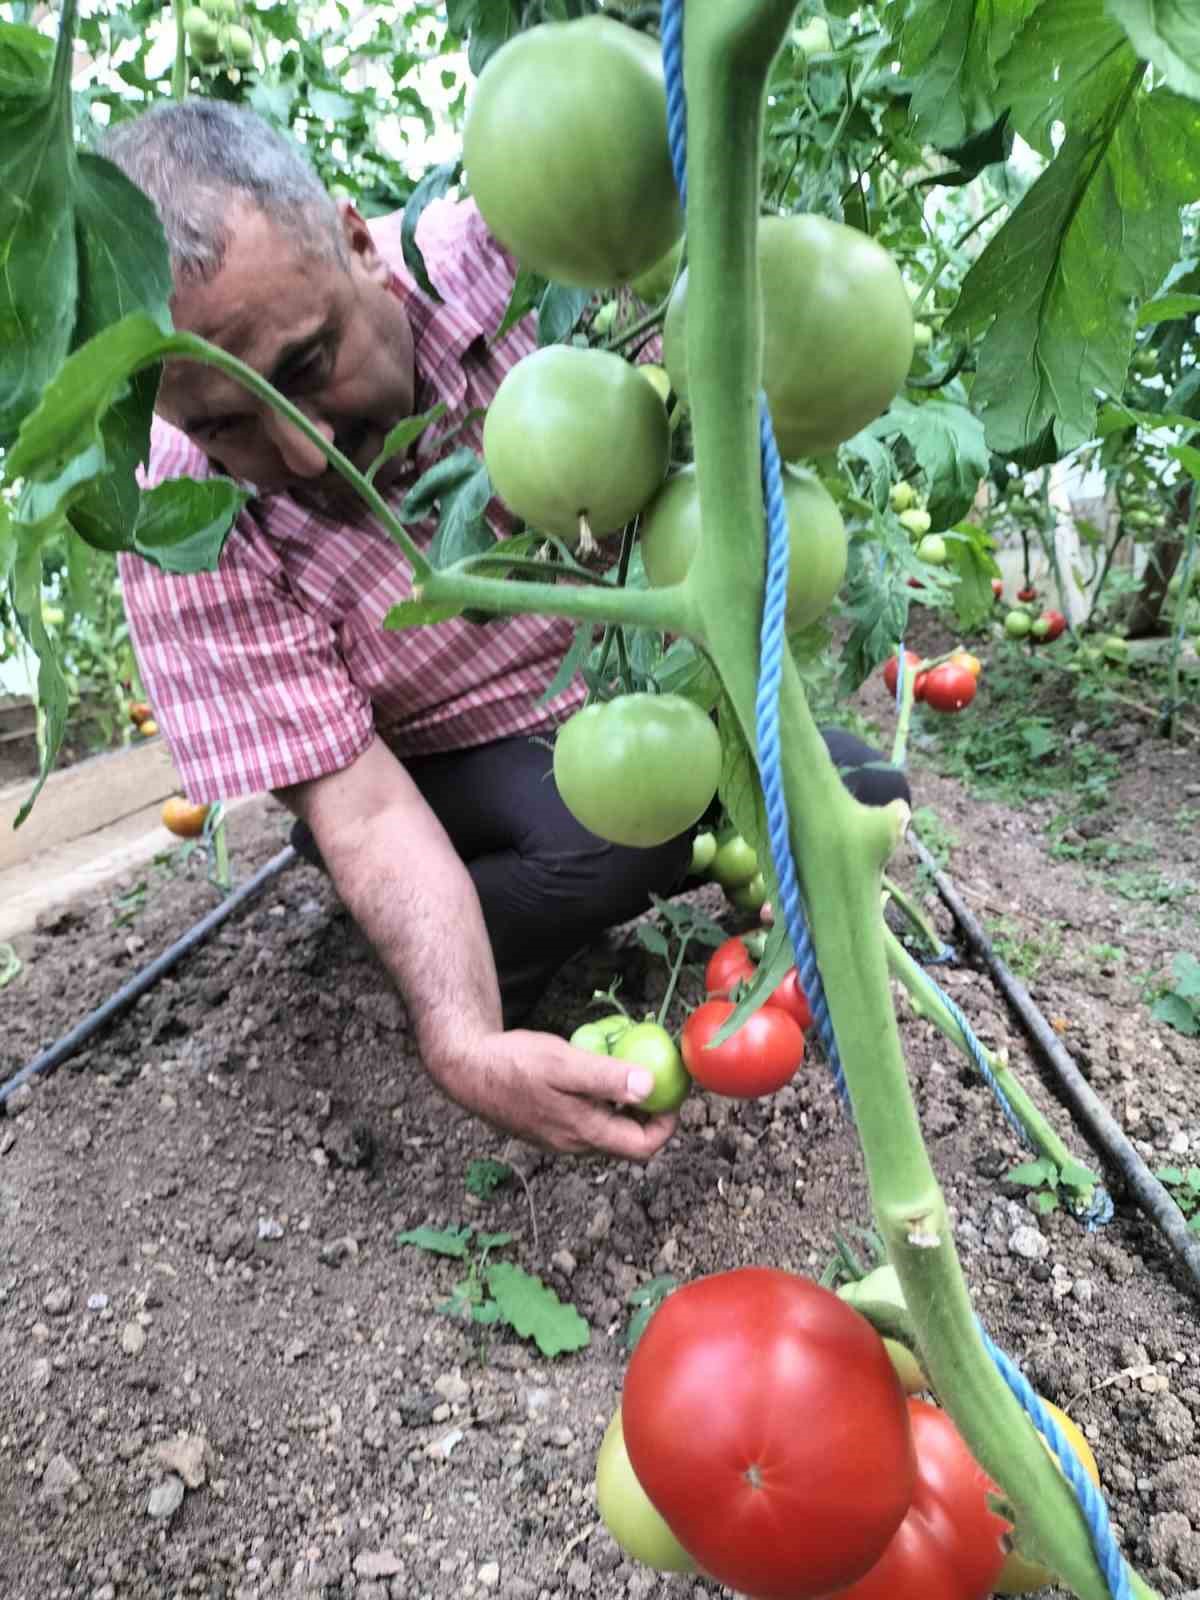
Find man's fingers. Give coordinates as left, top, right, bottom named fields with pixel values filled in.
left=568, top=1104, right=678, bottom=1162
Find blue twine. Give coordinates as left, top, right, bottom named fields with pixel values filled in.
left=657, top=2, right=1128, bottom=1589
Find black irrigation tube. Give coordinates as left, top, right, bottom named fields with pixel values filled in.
left=909, top=832, right=1200, bottom=1300
left=0, top=845, right=298, bottom=1112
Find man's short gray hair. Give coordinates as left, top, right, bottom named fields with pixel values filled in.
left=100, top=100, right=345, bottom=284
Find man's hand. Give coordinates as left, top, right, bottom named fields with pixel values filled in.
left=429, top=1030, right=679, bottom=1160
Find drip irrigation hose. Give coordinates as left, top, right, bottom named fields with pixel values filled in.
left=0, top=845, right=298, bottom=1112
left=908, top=832, right=1200, bottom=1299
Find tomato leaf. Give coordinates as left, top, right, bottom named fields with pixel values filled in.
left=1138, top=293, right=1200, bottom=326
left=1152, top=994, right=1199, bottom=1036
left=463, top=0, right=523, bottom=74
left=1171, top=953, right=1200, bottom=999
left=484, top=1261, right=590, bottom=1358
left=366, top=403, right=447, bottom=483
left=942, top=523, right=999, bottom=631
left=132, top=479, right=248, bottom=575
left=870, top=397, right=988, bottom=529
left=400, top=159, right=461, bottom=305
left=538, top=621, right=595, bottom=705
left=1106, top=0, right=1200, bottom=101
left=948, top=86, right=1200, bottom=458
left=993, top=0, right=1135, bottom=161
left=894, top=0, right=1031, bottom=150
left=652, top=636, right=722, bottom=711
left=7, top=547, right=70, bottom=828
left=427, top=457, right=495, bottom=568
left=1007, top=1157, right=1059, bottom=1187
left=384, top=594, right=466, bottom=629
left=395, top=1225, right=475, bottom=1258
left=537, top=283, right=591, bottom=346
left=493, top=264, right=546, bottom=342
left=709, top=918, right=794, bottom=1047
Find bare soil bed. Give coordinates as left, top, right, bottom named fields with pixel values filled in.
left=2, top=705, right=1199, bottom=1600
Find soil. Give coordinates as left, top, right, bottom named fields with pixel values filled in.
left=2, top=685, right=1199, bottom=1600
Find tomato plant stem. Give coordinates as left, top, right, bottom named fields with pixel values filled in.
left=889, top=664, right=920, bottom=768
left=880, top=873, right=942, bottom=956
left=680, top=8, right=1158, bottom=1600
left=418, top=568, right=695, bottom=635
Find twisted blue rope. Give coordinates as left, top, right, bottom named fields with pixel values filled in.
left=657, top=3, right=1128, bottom=1591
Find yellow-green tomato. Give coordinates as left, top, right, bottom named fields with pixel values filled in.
left=596, top=1409, right=697, bottom=1573
left=690, top=829, right=718, bottom=875
left=664, top=214, right=912, bottom=460
left=463, top=16, right=683, bottom=288
left=483, top=347, right=669, bottom=543
left=639, top=464, right=848, bottom=630
left=729, top=872, right=768, bottom=913
left=792, top=15, right=832, bottom=55
left=916, top=533, right=947, bottom=565
left=911, top=319, right=933, bottom=350
left=613, top=1021, right=690, bottom=1112
left=889, top=480, right=918, bottom=512
left=631, top=238, right=684, bottom=306
left=553, top=693, right=722, bottom=848
left=836, top=1265, right=928, bottom=1395
left=709, top=835, right=759, bottom=890
left=570, top=1014, right=632, bottom=1054
left=637, top=363, right=671, bottom=403
left=898, top=507, right=932, bottom=538
left=225, top=22, right=253, bottom=64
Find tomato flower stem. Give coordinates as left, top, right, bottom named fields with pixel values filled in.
left=679, top=7, right=1159, bottom=1600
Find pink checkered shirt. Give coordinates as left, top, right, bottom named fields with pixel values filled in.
left=120, top=199, right=586, bottom=804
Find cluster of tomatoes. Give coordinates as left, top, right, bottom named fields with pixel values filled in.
left=127, top=697, right=158, bottom=740
left=571, top=933, right=812, bottom=1109
left=881, top=646, right=982, bottom=714
left=461, top=14, right=917, bottom=855
left=181, top=0, right=253, bottom=67
left=597, top=1263, right=1101, bottom=1600
left=892, top=480, right=949, bottom=567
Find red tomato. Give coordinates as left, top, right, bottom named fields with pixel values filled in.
left=836, top=1398, right=1010, bottom=1600
left=1017, top=585, right=1038, bottom=602
left=882, top=650, right=926, bottom=700
left=621, top=1268, right=916, bottom=1600
left=991, top=578, right=1004, bottom=599
left=704, top=937, right=814, bottom=1032
left=1039, top=609, right=1067, bottom=641
left=921, top=663, right=978, bottom=713
left=681, top=998, right=804, bottom=1097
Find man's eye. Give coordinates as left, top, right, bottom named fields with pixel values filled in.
left=286, top=350, right=328, bottom=389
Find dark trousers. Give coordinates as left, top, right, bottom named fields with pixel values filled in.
left=291, top=726, right=908, bottom=1026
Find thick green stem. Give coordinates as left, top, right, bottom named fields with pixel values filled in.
left=419, top=567, right=695, bottom=635
left=884, top=926, right=1095, bottom=1203
left=680, top=7, right=1157, bottom=1599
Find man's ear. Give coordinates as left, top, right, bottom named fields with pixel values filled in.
left=336, top=199, right=388, bottom=283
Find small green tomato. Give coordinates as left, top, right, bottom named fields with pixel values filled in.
left=690, top=829, right=718, bottom=876
left=613, top=1021, right=690, bottom=1113
left=898, top=507, right=931, bottom=538
left=916, top=534, right=947, bottom=566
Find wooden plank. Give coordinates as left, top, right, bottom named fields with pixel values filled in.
left=0, top=738, right=186, bottom=871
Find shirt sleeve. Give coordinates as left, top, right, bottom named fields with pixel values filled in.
left=120, top=423, right=375, bottom=803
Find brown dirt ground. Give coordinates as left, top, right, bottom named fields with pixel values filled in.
left=2, top=675, right=1199, bottom=1600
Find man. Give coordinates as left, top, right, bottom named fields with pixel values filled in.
left=101, top=101, right=908, bottom=1162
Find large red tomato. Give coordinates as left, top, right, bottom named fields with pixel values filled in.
left=621, top=1268, right=916, bottom=1600
left=836, top=1398, right=1011, bottom=1600
left=704, top=935, right=813, bottom=1031
left=681, top=999, right=805, bottom=1097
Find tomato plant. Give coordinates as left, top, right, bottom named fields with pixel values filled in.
left=835, top=1398, right=1010, bottom=1600
left=705, top=935, right=813, bottom=1031
left=595, top=1409, right=697, bottom=1572
left=921, top=664, right=978, bottom=713
left=664, top=214, right=914, bottom=460
left=620, top=1267, right=915, bottom=1600
left=483, top=347, right=669, bottom=543
left=552, top=693, right=721, bottom=848
left=462, top=16, right=683, bottom=288
left=639, top=463, right=848, bottom=628
left=681, top=998, right=804, bottom=1097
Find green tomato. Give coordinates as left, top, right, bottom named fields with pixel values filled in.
left=596, top=1410, right=696, bottom=1572
left=690, top=829, right=718, bottom=875
left=889, top=480, right=917, bottom=512
left=664, top=214, right=912, bottom=460
left=1102, top=634, right=1129, bottom=664
left=792, top=16, right=831, bottom=56
left=613, top=1021, right=690, bottom=1112
left=630, top=238, right=684, bottom=306
left=729, top=872, right=767, bottom=913
left=1030, top=616, right=1051, bottom=640
left=637, top=363, right=671, bottom=403
left=200, top=0, right=238, bottom=15
left=483, top=347, right=669, bottom=543
left=1131, top=346, right=1158, bottom=377
left=591, top=299, right=619, bottom=337
left=463, top=16, right=683, bottom=289
left=898, top=507, right=932, bottom=538
left=184, top=8, right=221, bottom=54
left=553, top=693, right=722, bottom=847
left=836, top=1265, right=928, bottom=1395
left=40, top=604, right=65, bottom=626
left=225, top=22, right=253, bottom=63
left=911, top=319, right=933, bottom=350
left=709, top=834, right=759, bottom=890
left=639, top=464, right=847, bottom=629
left=1004, top=610, right=1032, bottom=640
left=570, top=1014, right=632, bottom=1055
left=915, top=534, right=946, bottom=566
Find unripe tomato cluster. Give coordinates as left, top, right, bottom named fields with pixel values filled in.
left=892, top=481, right=949, bottom=566
left=182, top=0, right=254, bottom=68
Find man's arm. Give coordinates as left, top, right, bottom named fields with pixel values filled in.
left=276, top=736, right=676, bottom=1159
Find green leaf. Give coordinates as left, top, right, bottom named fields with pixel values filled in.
left=1152, top=993, right=1200, bottom=1035
left=1171, top=952, right=1200, bottom=998
left=994, top=0, right=1135, bottom=158
left=1186, top=1167, right=1200, bottom=1193
left=466, top=0, right=522, bottom=75
left=1007, top=1157, right=1059, bottom=1187
left=402, top=447, right=482, bottom=520
left=538, top=284, right=591, bottom=347
left=464, top=1159, right=513, bottom=1198
left=1033, top=1190, right=1061, bottom=1215
left=716, top=694, right=768, bottom=867
left=944, top=524, right=1000, bottom=631
left=711, top=919, right=794, bottom=1046
left=1059, top=1158, right=1099, bottom=1196
left=367, top=403, right=447, bottom=483
left=132, top=478, right=247, bottom=575
left=385, top=594, right=466, bottom=629
left=896, top=0, right=1035, bottom=149
left=476, top=1230, right=516, bottom=1251
left=538, top=622, right=595, bottom=706
left=948, top=88, right=1200, bottom=457
left=1106, top=0, right=1200, bottom=101
left=0, top=22, right=53, bottom=94
left=636, top=923, right=670, bottom=957
left=652, top=635, right=722, bottom=710
left=871, top=398, right=989, bottom=528
left=401, top=160, right=461, bottom=304
left=396, top=1224, right=474, bottom=1257
left=8, top=548, right=70, bottom=828
left=1137, top=293, right=1200, bottom=325
left=485, top=1261, right=590, bottom=1358
left=1155, top=1166, right=1186, bottom=1185
left=494, top=266, right=546, bottom=343
left=427, top=458, right=494, bottom=568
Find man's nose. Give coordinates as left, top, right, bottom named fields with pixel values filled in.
left=265, top=407, right=334, bottom=478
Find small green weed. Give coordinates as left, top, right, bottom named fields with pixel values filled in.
left=1086, top=942, right=1126, bottom=966
left=1145, top=954, right=1200, bottom=1037
left=986, top=916, right=1064, bottom=981
left=1110, top=869, right=1195, bottom=906
left=465, top=1158, right=513, bottom=1199
left=1007, top=1155, right=1100, bottom=1216
left=395, top=1225, right=589, bottom=1359
left=1153, top=1166, right=1200, bottom=1232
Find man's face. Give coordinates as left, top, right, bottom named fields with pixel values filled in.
left=158, top=199, right=417, bottom=503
